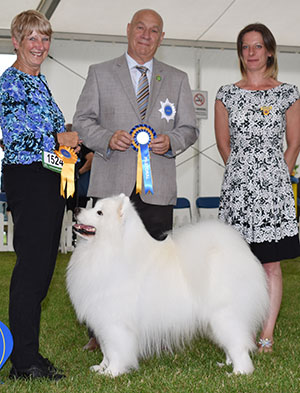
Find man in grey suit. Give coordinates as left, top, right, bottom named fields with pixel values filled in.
left=73, top=8, right=198, bottom=241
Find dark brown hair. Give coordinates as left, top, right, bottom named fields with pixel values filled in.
left=237, top=23, right=278, bottom=79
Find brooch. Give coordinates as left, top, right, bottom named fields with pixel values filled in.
left=159, top=98, right=176, bottom=122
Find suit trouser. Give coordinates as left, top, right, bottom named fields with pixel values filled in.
left=3, top=162, right=65, bottom=369
left=130, top=189, right=173, bottom=240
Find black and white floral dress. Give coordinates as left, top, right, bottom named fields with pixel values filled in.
left=216, top=83, right=300, bottom=262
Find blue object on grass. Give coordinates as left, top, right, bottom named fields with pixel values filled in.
left=0, top=320, right=13, bottom=382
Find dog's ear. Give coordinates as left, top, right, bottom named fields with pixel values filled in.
left=118, top=194, right=130, bottom=218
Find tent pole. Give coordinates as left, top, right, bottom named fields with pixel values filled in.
left=195, top=52, right=201, bottom=206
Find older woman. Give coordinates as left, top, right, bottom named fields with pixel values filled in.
left=215, top=24, right=300, bottom=353
left=0, top=10, right=79, bottom=380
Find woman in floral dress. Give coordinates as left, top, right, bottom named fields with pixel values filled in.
left=0, top=10, right=79, bottom=380
left=215, top=23, right=300, bottom=353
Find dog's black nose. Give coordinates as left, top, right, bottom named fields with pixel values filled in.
left=74, top=207, right=81, bottom=217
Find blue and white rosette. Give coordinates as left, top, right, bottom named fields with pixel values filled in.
left=130, top=124, right=156, bottom=194
left=0, top=320, right=13, bottom=382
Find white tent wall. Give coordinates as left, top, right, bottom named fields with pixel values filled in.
left=2, top=38, right=300, bottom=219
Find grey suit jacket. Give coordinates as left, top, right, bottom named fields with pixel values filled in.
left=73, top=54, right=199, bottom=205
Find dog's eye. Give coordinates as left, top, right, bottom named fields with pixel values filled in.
left=97, top=210, right=103, bottom=216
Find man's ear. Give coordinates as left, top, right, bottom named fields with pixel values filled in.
left=158, top=31, right=165, bottom=47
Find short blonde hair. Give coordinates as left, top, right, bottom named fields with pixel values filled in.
left=11, top=9, right=52, bottom=43
left=237, top=23, right=278, bottom=80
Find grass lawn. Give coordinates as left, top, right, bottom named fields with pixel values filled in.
left=0, top=252, right=299, bottom=392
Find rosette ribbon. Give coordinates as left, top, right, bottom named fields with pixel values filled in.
left=55, top=146, right=77, bottom=198
left=0, top=320, right=13, bottom=378
left=130, top=124, right=156, bottom=194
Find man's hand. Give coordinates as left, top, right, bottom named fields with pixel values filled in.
left=150, top=134, right=170, bottom=155
left=109, top=130, right=132, bottom=151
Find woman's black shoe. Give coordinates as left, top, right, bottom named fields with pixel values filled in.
left=41, top=357, right=64, bottom=374
left=9, top=364, right=65, bottom=380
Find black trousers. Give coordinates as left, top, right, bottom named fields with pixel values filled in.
left=130, top=189, right=173, bottom=240
left=3, top=162, right=65, bottom=369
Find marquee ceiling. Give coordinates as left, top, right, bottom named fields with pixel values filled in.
left=1, top=0, right=300, bottom=53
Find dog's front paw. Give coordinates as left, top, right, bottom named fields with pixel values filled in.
left=90, top=364, right=103, bottom=373
left=90, top=357, right=109, bottom=374
left=90, top=365, right=122, bottom=378
left=100, top=362, right=132, bottom=378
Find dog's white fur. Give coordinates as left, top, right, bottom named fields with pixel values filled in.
left=67, top=194, right=269, bottom=377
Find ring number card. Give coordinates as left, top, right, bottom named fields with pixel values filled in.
left=42, top=151, right=63, bottom=173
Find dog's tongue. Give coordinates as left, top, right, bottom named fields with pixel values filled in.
left=73, top=223, right=96, bottom=236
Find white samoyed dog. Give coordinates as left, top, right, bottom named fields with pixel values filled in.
left=67, top=194, right=269, bottom=377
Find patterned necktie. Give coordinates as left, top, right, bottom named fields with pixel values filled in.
left=136, top=66, right=149, bottom=120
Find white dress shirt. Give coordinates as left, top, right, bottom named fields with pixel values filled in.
left=126, top=52, right=153, bottom=95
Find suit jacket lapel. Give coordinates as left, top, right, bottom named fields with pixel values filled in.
left=114, top=55, right=141, bottom=119
left=146, top=58, right=164, bottom=119
left=114, top=55, right=165, bottom=122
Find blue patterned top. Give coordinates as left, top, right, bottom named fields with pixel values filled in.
left=0, top=67, right=65, bottom=165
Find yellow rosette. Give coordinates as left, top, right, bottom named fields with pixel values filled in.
left=55, top=146, right=77, bottom=198
left=291, top=172, right=298, bottom=216
left=260, top=106, right=272, bottom=115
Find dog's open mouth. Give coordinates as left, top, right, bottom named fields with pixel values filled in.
left=73, top=223, right=96, bottom=237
